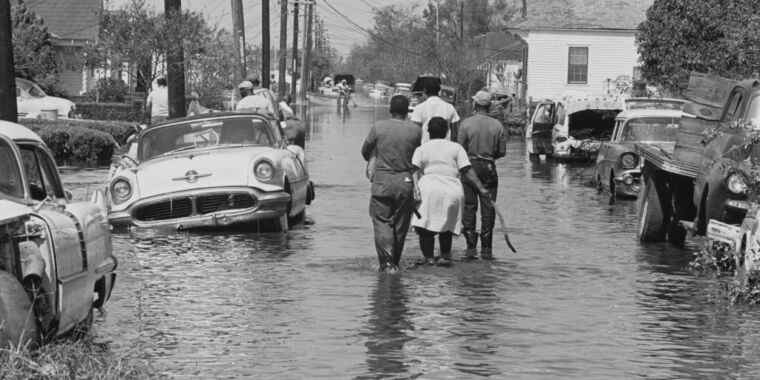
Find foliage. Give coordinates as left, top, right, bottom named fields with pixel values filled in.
left=23, top=121, right=120, bottom=166
left=11, top=0, right=61, bottom=94
left=341, top=0, right=517, bottom=102
left=75, top=102, right=144, bottom=123
left=637, top=0, right=760, bottom=94
left=84, top=78, right=130, bottom=103
left=23, top=118, right=139, bottom=146
left=0, top=335, right=156, bottom=379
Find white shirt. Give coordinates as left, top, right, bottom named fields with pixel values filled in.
left=410, top=96, right=460, bottom=142
left=235, top=88, right=276, bottom=115
left=146, top=87, right=169, bottom=117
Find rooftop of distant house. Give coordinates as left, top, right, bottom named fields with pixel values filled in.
left=509, top=0, right=654, bottom=31
left=25, top=0, right=101, bottom=41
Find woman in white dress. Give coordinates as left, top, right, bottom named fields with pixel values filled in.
left=411, top=117, right=491, bottom=265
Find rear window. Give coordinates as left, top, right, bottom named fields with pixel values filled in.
left=0, top=139, right=24, bottom=199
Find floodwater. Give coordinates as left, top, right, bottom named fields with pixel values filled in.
left=61, top=106, right=760, bottom=379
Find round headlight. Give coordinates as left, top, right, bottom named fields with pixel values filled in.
left=254, top=161, right=274, bottom=181
left=727, top=173, right=748, bottom=194
left=620, top=153, right=639, bottom=169
left=111, top=179, right=132, bottom=204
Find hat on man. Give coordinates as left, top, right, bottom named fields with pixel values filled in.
left=238, top=80, right=254, bottom=89
left=472, top=90, right=492, bottom=106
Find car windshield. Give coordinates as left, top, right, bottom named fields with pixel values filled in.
left=620, top=117, right=680, bottom=142
left=16, top=79, right=45, bottom=98
left=139, top=117, right=275, bottom=161
left=0, top=139, right=24, bottom=199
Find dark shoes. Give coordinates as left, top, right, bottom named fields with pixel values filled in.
left=436, top=255, right=453, bottom=267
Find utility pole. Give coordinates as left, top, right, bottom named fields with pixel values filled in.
left=0, top=0, right=17, bottom=122
left=231, top=0, right=246, bottom=86
left=164, top=0, right=186, bottom=118
left=262, top=0, right=271, bottom=88
left=299, top=0, right=313, bottom=101
left=290, top=1, right=299, bottom=97
left=278, top=0, right=288, bottom=97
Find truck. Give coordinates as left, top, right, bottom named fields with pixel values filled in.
left=636, top=73, right=760, bottom=246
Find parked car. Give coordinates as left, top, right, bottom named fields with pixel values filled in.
left=16, top=77, right=76, bottom=119
left=0, top=120, right=116, bottom=347
left=107, top=112, right=314, bottom=231
left=595, top=106, right=683, bottom=201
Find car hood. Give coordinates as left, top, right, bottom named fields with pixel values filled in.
left=0, top=200, right=32, bottom=225
left=133, top=146, right=276, bottom=198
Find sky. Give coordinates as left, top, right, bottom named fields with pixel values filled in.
left=106, top=0, right=426, bottom=56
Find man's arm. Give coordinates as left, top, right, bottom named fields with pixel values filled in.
left=361, top=127, right=376, bottom=161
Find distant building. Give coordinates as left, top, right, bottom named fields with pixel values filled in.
left=508, top=0, right=654, bottom=101
left=473, top=31, right=526, bottom=97
left=26, top=0, right=102, bottom=95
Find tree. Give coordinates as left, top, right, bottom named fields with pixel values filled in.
left=12, top=0, right=59, bottom=93
left=637, top=0, right=760, bottom=94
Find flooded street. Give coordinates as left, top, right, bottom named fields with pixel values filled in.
left=61, top=107, right=760, bottom=379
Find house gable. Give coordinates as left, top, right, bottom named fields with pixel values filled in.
left=511, top=0, right=653, bottom=31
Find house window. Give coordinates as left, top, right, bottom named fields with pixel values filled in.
left=568, top=47, right=588, bottom=84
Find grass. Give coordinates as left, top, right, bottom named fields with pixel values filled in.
left=0, top=333, right=158, bottom=380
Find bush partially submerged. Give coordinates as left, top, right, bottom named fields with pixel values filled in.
left=22, top=121, right=119, bottom=167
left=22, top=118, right=138, bottom=146
left=76, top=102, right=144, bottom=123
left=0, top=336, right=156, bottom=379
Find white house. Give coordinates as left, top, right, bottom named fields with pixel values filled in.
left=508, top=0, right=654, bottom=101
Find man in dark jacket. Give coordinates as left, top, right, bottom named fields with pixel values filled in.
left=458, top=90, right=508, bottom=259
left=361, top=96, right=422, bottom=272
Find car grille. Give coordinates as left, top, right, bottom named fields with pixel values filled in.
left=133, top=192, right=257, bottom=222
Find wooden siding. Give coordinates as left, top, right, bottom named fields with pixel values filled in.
left=524, top=30, right=638, bottom=100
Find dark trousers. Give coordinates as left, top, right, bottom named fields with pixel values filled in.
left=415, top=228, right=453, bottom=259
left=462, top=159, right=499, bottom=252
left=369, top=171, right=414, bottom=268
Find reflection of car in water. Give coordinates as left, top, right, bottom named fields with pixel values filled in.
left=107, top=112, right=314, bottom=232
left=0, top=121, right=117, bottom=347
left=16, top=77, right=77, bottom=119
left=595, top=107, right=682, bottom=201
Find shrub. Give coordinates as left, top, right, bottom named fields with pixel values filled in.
left=75, top=102, right=144, bottom=122
left=83, top=78, right=129, bottom=102
left=23, top=121, right=118, bottom=167
left=21, top=118, right=139, bottom=145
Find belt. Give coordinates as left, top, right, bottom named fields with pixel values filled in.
left=470, top=155, right=494, bottom=162
left=374, top=167, right=414, bottom=174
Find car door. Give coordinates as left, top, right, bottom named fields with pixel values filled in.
left=19, top=143, right=92, bottom=333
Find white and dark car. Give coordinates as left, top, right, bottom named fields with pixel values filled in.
left=0, top=121, right=116, bottom=347
left=16, top=78, right=76, bottom=119
left=107, top=112, right=314, bottom=231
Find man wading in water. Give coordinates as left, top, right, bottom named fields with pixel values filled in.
left=458, top=90, right=507, bottom=260
left=361, top=96, right=422, bottom=273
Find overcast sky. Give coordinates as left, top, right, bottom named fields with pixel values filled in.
left=106, top=0, right=425, bottom=56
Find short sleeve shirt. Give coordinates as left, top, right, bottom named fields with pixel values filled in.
left=412, top=139, right=471, bottom=178
left=410, top=96, right=461, bottom=142
left=147, top=87, right=169, bottom=117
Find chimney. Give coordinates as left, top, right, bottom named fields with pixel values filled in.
left=522, top=0, right=527, bottom=18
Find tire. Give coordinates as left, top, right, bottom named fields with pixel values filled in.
left=0, top=271, right=39, bottom=348
left=637, top=176, right=666, bottom=242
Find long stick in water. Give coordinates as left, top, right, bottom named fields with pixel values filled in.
left=485, top=198, right=517, bottom=253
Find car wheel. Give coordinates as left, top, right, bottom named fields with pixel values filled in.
left=0, top=271, right=39, bottom=348
left=637, top=176, right=666, bottom=242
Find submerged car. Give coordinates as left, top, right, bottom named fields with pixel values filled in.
left=0, top=121, right=116, bottom=347
left=16, top=77, right=76, bottom=119
left=595, top=107, right=682, bottom=200
left=107, top=112, right=314, bottom=231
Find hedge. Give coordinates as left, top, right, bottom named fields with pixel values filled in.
left=75, top=102, right=144, bottom=123
left=22, top=121, right=119, bottom=167
left=22, top=118, right=139, bottom=146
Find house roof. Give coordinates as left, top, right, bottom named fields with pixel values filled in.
left=25, top=0, right=101, bottom=41
left=509, top=0, right=653, bottom=31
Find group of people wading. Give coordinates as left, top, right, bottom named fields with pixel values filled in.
left=362, top=81, right=507, bottom=273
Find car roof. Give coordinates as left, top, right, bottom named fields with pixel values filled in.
left=615, top=108, right=685, bottom=119
left=0, top=120, right=44, bottom=143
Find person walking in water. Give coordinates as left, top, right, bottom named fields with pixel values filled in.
left=412, top=117, right=491, bottom=266
left=410, top=80, right=460, bottom=142
left=361, top=95, right=422, bottom=273
left=458, top=90, right=507, bottom=260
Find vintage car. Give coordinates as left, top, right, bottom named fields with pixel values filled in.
left=0, top=121, right=116, bottom=347
left=525, top=99, right=557, bottom=157
left=107, top=112, right=314, bottom=231
left=595, top=107, right=683, bottom=201
left=16, top=77, right=77, bottom=119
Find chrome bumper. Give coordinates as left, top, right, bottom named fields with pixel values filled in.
left=613, top=170, right=641, bottom=197
left=109, top=187, right=290, bottom=229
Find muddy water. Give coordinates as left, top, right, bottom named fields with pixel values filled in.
left=61, top=107, right=760, bottom=379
